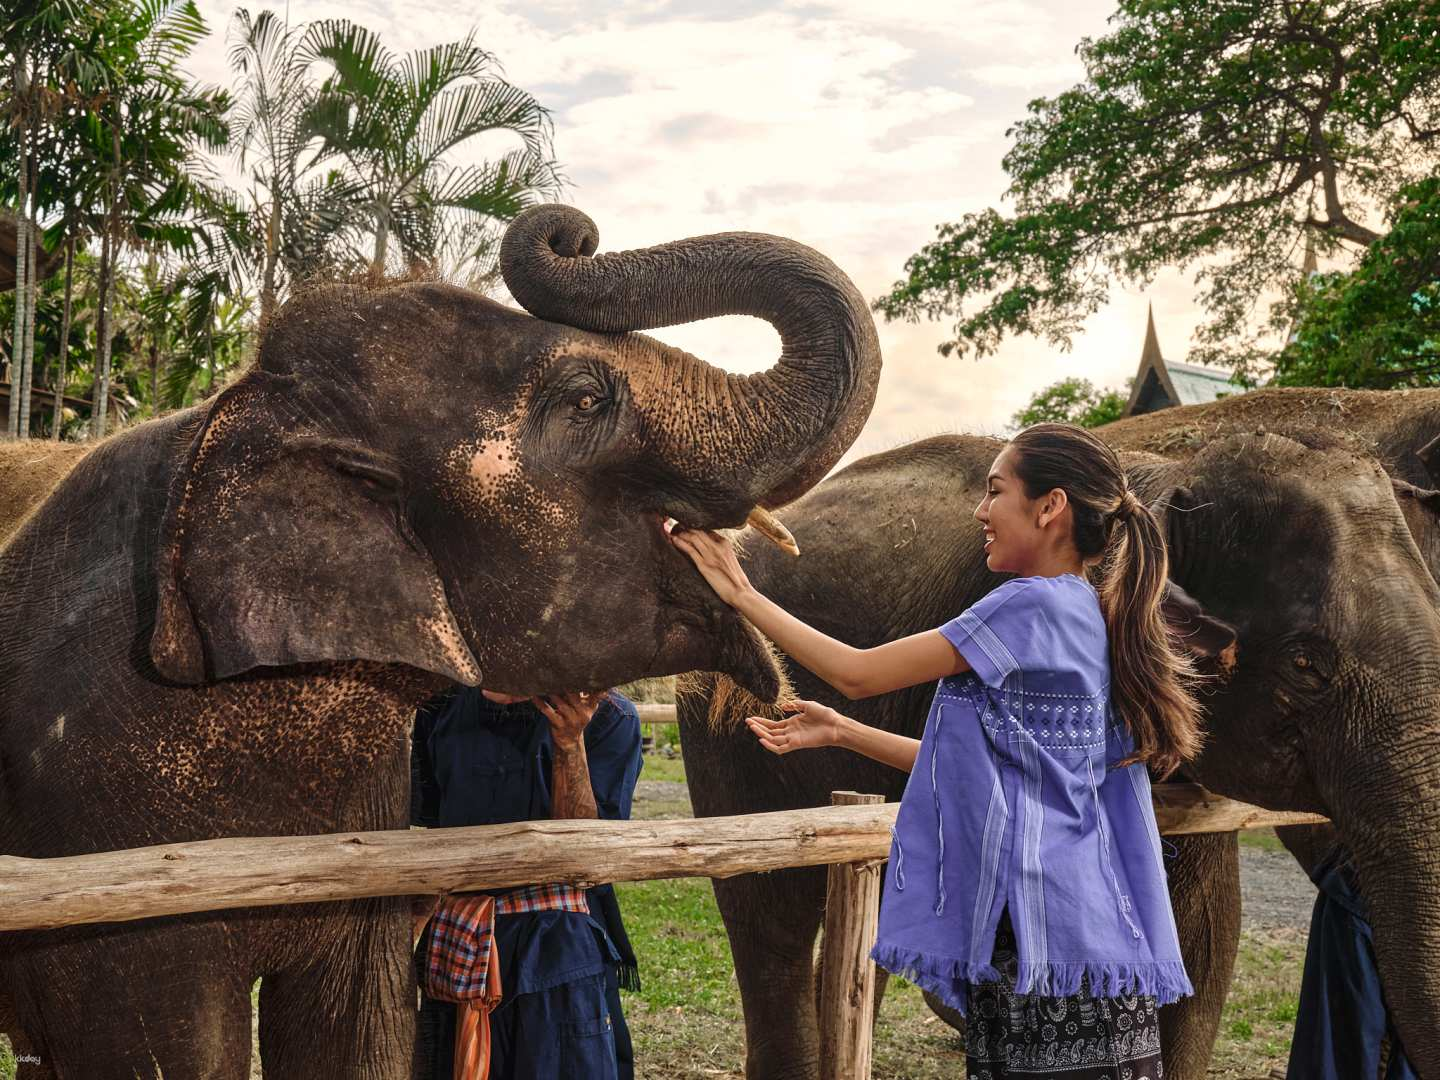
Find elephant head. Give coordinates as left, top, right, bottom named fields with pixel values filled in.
left=1134, top=431, right=1440, bottom=1065
left=148, top=206, right=881, bottom=701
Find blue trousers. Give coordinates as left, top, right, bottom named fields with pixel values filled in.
left=419, top=970, right=633, bottom=1080
left=1286, top=859, right=1416, bottom=1080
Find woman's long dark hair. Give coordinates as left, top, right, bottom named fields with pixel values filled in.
left=1009, top=423, right=1202, bottom=776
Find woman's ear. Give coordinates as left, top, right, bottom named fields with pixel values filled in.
left=1036, top=486, right=1069, bottom=529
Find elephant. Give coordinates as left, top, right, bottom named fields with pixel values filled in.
left=0, top=204, right=881, bottom=1077
left=678, top=422, right=1440, bottom=1079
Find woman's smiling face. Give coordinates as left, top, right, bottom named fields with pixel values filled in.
left=974, top=445, right=1042, bottom=574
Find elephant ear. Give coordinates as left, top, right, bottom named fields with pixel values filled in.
left=1160, top=580, right=1239, bottom=674
left=150, top=374, right=482, bottom=686
left=1149, top=485, right=1240, bottom=675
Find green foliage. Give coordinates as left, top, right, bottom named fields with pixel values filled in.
left=878, top=0, right=1440, bottom=379
left=0, top=5, right=558, bottom=437
left=1012, top=376, right=1126, bottom=430
left=640, top=751, right=685, bottom=784
left=300, top=19, right=559, bottom=278
left=1275, top=177, right=1440, bottom=387
left=614, top=878, right=735, bottom=1012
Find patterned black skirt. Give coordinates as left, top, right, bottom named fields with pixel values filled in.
left=965, top=914, right=1165, bottom=1079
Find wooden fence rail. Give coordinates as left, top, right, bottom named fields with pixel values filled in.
left=0, top=784, right=1324, bottom=933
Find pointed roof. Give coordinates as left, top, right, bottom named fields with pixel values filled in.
left=1122, top=303, right=1239, bottom=416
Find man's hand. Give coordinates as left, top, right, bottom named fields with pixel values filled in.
left=532, top=691, right=604, bottom=748
left=533, top=691, right=607, bottom=820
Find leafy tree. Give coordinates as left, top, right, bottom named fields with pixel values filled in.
left=0, top=0, right=108, bottom=438
left=877, top=0, right=1440, bottom=379
left=1276, top=176, right=1440, bottom=386
left=1012, top=376, right=1128, bottom=430
left=301, top=20, right=560, bottom=276
left=79, top=0, right=230, bottom=437
left=227, top=7, right=355, bottom=322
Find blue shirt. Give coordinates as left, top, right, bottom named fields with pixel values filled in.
left=411, top=690, right=643, bottom=995
left=870, top=575, right=1193, bottom=1013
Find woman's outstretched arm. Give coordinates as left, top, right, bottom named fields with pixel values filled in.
left=671, top=528, right=968, bottom=700
left=747, top=700, right=921, bottom=772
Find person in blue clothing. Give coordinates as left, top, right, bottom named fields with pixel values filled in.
left=411, top=686, right=642, bottom=1080
left=1287, top=837, right=1418, bottom=1080
left=673, top=422, right=1203, bottom=1079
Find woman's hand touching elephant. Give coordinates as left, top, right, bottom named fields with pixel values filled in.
left=670, top=527, right=754, bottom=607
left=745, top=700, right=846, bottom=755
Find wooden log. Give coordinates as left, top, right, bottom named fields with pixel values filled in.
left=1151, top=784, right=1327, bottom=835
left=0, top=804, right=899, bottom=932
left=634, top=703, right=677, bottom=725
left=0, top=785, right=1325, bottom=933
left=818, top=793, right=885, bottom=1080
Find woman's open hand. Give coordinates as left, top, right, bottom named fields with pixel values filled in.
left=745, top=700, right=847, bottom=756
left=669, top=528, right=753, bottom=607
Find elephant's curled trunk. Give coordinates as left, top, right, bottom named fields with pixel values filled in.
left=499, top=205, right=882, bottom=515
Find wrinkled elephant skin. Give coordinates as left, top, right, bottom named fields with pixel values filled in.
left=0, top=206, right=881, bottom=1077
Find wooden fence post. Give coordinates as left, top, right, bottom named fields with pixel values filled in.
left=819, top=791, right=886, bottom=1080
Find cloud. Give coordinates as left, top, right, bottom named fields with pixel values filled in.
left=190, top=0, right=1211, bottom=456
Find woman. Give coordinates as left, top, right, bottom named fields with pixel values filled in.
left=672, top=423, right=1198, bottom=1079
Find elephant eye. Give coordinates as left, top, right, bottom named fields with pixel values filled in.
left=577, top=394, right=596, bottom=412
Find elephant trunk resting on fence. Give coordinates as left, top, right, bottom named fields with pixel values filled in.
left=680, top=423, right=1440, bottom=1079
left=0, top=205, right=881, bottom=1077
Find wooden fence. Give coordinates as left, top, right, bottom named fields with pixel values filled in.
left=0, top=707, right=1326, bottom=1078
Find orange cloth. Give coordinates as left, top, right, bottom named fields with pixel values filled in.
left=452, top=897, right=500, bottom=1080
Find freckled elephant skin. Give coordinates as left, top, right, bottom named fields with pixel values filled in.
left=681, top=425, right=1440, bottom=1080
left=0, top=207, right=882, bottom=1076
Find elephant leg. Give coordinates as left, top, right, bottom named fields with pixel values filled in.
left=713, top=866, right=828, bottom=1080
left=257, top=899, right=415, bottom=1080
left=1158, top=831, right=1241, bottom=1080
left=2, top=977, right=55, bottom=1080
left=9, top=929, right=252, bottom=1079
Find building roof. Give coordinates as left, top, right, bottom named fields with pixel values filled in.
left=1122, top=305, right=1242, bottom=416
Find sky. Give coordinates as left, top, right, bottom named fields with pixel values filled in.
left=186, top=0, right=1219, bottom=460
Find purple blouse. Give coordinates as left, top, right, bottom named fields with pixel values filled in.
left=870, top=574, right=1193, bottom=1014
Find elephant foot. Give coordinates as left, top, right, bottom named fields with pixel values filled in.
left=921, top=990, right=965, bottom=1037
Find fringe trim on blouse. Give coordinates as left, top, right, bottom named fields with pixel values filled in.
left=1015, top=958, right=1193, bottom=1004
left=869, top=943, right=1001, bottom=1017
left=871, top=943, right=1194, bottom=1017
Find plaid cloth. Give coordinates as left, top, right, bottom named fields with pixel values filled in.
left=420, top=884, right=592, bottom=1079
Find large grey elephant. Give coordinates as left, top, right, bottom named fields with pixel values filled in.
left=679, top=420, right=1440, bottom=1079
left=0, top=205, right=881, bottom=1077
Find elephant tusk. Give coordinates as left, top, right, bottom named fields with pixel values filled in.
left=746, top=507, right=800, bottom=557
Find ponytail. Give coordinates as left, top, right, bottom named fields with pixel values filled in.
left=1009, top=424, right=1202, bottom=777
left=1099, top=493, right=1202, bottom=777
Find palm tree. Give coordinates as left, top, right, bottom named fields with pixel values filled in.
left=228, top=7, right=357, bottom=322
left=0, top=1, right=86, bottom=437
left=80, top=0, right=230, bottom=438
left=0, top=1, right=125, bottom=437
left=301, top=21, right=559, bottom=277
